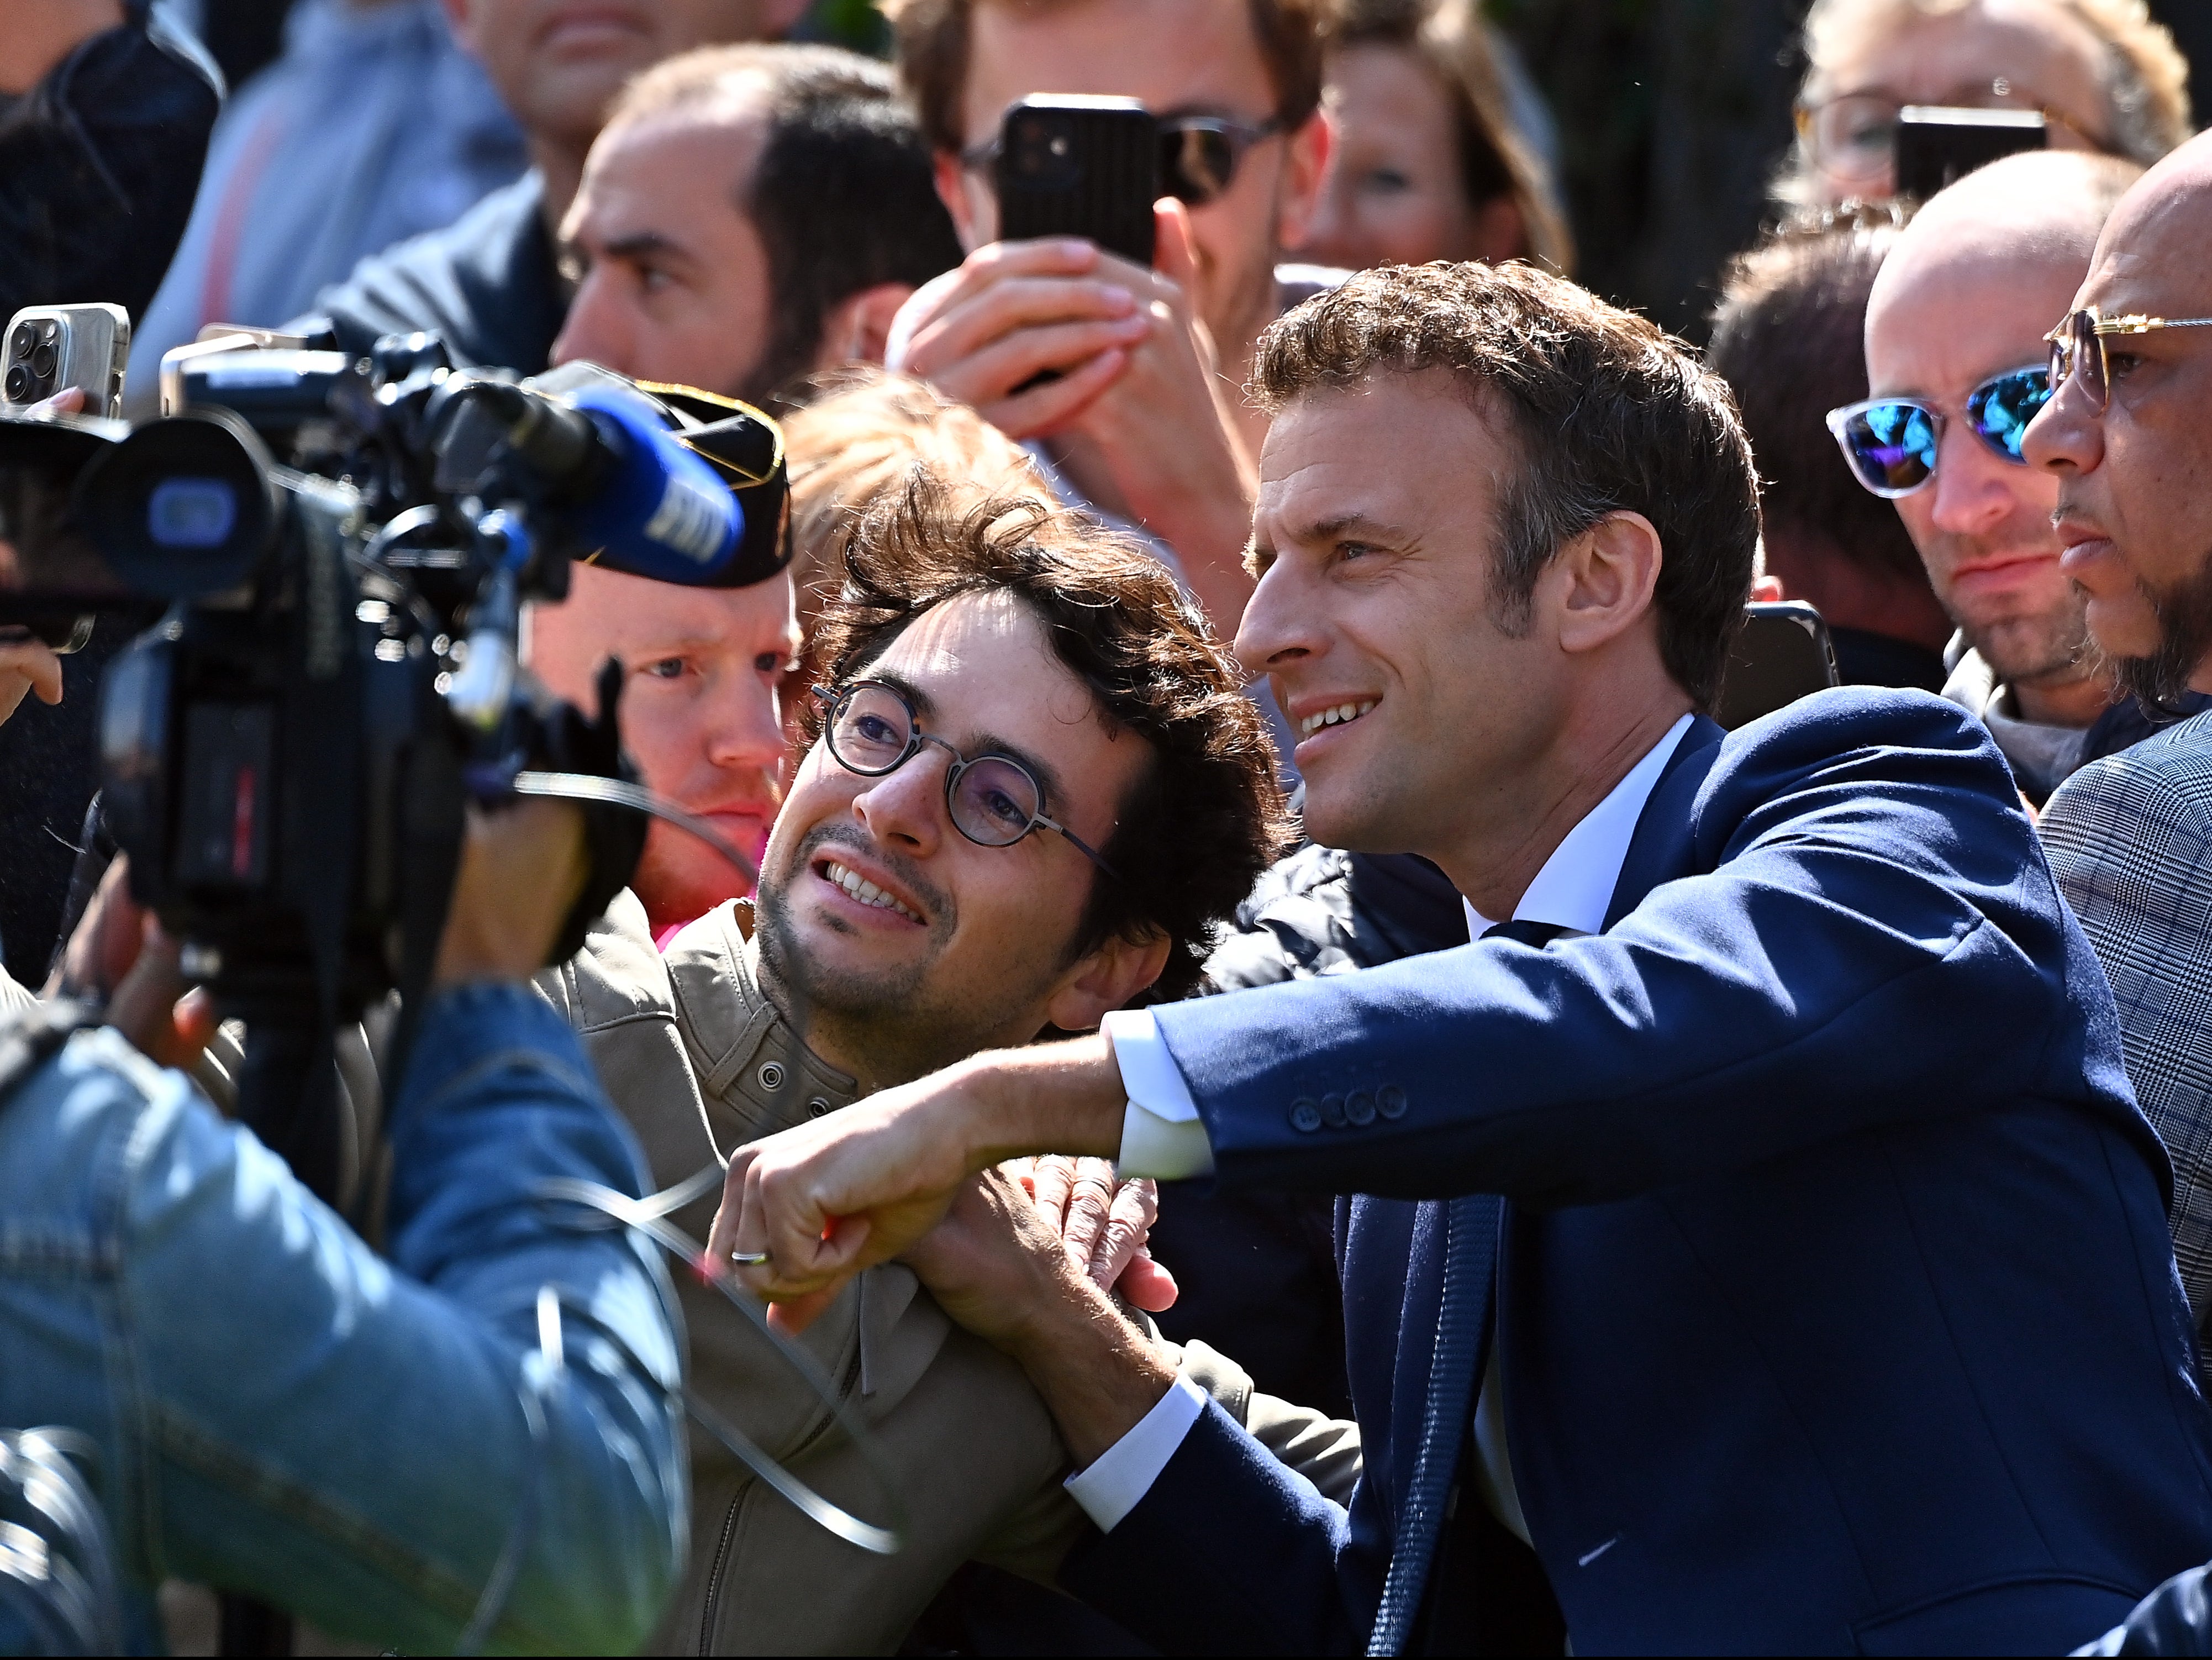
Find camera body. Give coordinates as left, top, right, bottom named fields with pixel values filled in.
left=0, top=328, right=791, bottom=1190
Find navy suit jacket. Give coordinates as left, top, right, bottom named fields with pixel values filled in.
left=1063, top=690, right=2212, bottom=1654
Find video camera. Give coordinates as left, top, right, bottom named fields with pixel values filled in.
left=0, top=326, right=791, bottom=1194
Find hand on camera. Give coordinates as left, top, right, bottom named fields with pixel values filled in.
left=48, top=857, right=216, bottom=1070
left=433, top=797, right=589, bottom=987
left=891, top=202, right=1257, bottom=624
left=1010, top=1154, right=1179, bottom=1312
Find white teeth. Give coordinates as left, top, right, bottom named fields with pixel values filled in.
left=1298, top=700, right=1378, bottom=739
left=823, top=861, right=922, bottom=923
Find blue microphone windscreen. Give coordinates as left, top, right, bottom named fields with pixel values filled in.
left=566, top=385, right=744, bottom=585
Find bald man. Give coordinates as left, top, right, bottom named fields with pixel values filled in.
left=2026, top=132, right=2212, bottom=1355
left=1857, top=149, right=2146, bottom=806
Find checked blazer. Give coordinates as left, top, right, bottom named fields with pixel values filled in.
left=2043, top=711, right=2212, bottom=1334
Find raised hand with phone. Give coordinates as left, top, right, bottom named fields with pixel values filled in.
left=885, top=0, right=1330, bottom=635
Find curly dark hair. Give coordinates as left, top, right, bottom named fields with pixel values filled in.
left=1253, top=260, right=1761, bottom=712
left=802, top=473, right=1291, bottom=1004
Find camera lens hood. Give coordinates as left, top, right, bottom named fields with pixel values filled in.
left=72, top=407, right=286, bottom=600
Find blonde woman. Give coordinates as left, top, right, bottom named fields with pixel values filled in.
left=1295, top=0, right=1573, bottom=273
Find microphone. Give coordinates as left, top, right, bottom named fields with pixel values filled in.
left=443, top=380, right=748, bottom=586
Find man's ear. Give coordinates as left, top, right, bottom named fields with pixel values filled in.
left=814, top=283, right=917, bottom=370
left=1043, top=928, right=1175, bottom=1034
left=1272, top=109, right=1334, bottom=255
left=1551, top=509, right=1664, bottom=656
left=935, top=150, right=989, bottom=253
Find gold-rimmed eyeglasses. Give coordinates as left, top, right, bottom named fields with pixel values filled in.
left=2043, top=307, right=2212, bottom=412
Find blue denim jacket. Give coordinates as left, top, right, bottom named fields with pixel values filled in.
left=0, top=984, right=687, bottom=1654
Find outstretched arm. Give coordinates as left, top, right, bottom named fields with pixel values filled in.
left=707, top=1033, right=1128, bottom=1305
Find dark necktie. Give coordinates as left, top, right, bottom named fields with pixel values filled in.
left=1480, top=918, right=1579, bottom=948
left=1368, top=1193, right=1499, bottom=1654
left=1367, top=917, right=1577, bottom=1655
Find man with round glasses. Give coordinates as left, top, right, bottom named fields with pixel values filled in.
left=876, top=0, right=1331, bottom=636
left=535, top=476, right=1311, bottom=1651
left=1835, top=149, right=2146, bottom=806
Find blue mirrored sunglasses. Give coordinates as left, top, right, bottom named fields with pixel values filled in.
left=1825, top=364, right=2052, bottom=499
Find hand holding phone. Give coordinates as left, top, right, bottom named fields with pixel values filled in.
left=2, top=303, right=128, bottom=417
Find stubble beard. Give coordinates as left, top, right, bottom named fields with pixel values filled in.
left=753, top=823, right=1017, bottom=1087
left=2107, top=550, right=2212, bottom=709
left=1961, top=590, right=2094, bottom=697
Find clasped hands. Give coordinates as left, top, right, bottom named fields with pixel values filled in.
left=706, top=1038, right=1142, bottom=1328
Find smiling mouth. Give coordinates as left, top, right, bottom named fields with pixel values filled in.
left=1298, top=700, right=1377, bottom=740
left=821, top=859, right=924, bottom=924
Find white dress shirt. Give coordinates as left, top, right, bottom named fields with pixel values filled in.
left=1078, top=713, right=1696, bottom=1535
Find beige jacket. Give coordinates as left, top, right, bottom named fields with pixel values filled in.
left=538, top=893, right=1359, bottom=1656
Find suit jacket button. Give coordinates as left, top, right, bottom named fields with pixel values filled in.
left=1291, top=1099, right=1324, bottom=1132
left=1346, top=1091, right=1376, bottom=1126
left=1378, top=1085, right=1407, bottom=1120
left=1320, top=1093, right=1347, bottom=1128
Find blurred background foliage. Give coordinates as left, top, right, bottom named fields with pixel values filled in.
left=191, top=0, right=2211, bottom=337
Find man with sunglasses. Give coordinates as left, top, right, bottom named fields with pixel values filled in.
left=535, top=477, right=1317, bottom=1651
left=877, top=0, right=1330, bottom=634
left=2023, top=130, right=2212, bottom=1356
left=1836, top=149, right=2148, bottom=807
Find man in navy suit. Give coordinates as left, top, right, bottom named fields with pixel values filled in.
left=709, top=261, right=2212, bottom=1653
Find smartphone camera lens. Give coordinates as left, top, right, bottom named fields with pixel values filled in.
left=4, top=364, right=33, bottom=402
left=1012, top=114, right=1079, bottom=187
left=28, top=344, right=57, bottom=381
left=8, top=324, right=35, bottom=359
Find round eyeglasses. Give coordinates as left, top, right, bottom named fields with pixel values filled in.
left=1825, top=364, right=2052, bottom=498
left=813, top=681, right=1120, bottom=879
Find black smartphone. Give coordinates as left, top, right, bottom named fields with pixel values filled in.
left=1715, top=602, right=1840, bottom=731
left=994, top=95, right=1160, bottom=266
left=1894, top=106, right=2046, bottom=199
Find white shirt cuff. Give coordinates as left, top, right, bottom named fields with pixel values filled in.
left=1102, top=1009, right=1215, bottom=1179
left=1063, top=1375, right=1209, bottom=1533
left=1118, top=1102, right=1216, bottom=1180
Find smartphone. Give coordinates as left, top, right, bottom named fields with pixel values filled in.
left=2, top=304, right=129, bottom=417
left=994, top=96, right=1160, bottom=266
left=1894, top=106, right=2046, bottom=200
left=1715, top=602, right=1840, bottom=731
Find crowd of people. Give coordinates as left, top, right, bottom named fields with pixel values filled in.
left=6, top=0, right=2212, bottom=1653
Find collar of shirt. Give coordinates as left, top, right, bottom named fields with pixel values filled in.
left=1463, top=713, right=1695, bottom=937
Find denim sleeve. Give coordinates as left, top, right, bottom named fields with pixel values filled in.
left=125, top=983, right=686, bottom=1655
